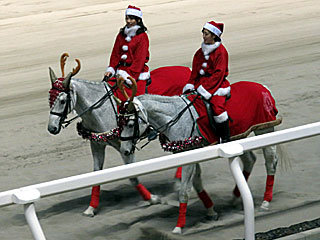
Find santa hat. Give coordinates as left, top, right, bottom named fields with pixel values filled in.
left=125, top=5, right=143, bottom=18
left=203, top=21, right=224, bottom=37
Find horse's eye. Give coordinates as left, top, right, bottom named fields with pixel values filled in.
left=60, top=100, right=66, bottom=104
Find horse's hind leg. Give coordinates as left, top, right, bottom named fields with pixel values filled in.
left=232, top=151, right=256, bottom=202
left=255, top=127, right=279, bottom=210
left=83, top=142, right=106, bottom=217
left=193, top=163, right=218, bottom=220
left=122, top=153, right=161, bottom=205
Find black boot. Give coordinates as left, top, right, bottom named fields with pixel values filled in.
left=216, top=120, right=230, bottom=143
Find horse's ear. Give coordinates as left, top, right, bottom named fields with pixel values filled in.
left=63, top=72, right=72, bottom=89
left=49, top=67, right=57, bottom=84
left=113, top=96, right=122, bottom=106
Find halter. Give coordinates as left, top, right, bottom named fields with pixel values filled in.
left=49, top=79, right=118, bottom=129
left=119, top=94, right=199, bottom=154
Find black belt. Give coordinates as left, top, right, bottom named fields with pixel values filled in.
left=119, top=62, right=131, bottom=67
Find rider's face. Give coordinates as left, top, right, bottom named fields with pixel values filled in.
left=202, top=29, right=215, bottom=44
left=125, top=16, right=138, bottom=28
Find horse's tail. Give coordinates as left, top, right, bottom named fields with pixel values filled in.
left=277, top=143, right=293, bottom=173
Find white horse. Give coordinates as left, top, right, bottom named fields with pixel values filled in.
left=47, top=53, right=189, bottom=217
left=117, top=79, right=282, bottom=234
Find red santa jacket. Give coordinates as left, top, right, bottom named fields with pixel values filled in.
left=185, top=42, right=230, bottom=100
left=107, top=29, right=150, bottom=81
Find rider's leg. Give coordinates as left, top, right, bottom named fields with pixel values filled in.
left=212, top=95, right=230, bottom=143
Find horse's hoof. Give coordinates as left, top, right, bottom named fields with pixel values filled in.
left=149, top=194, right=161, bottom=205
left=82, top=206, right=97, bottom=217
left=206, top=207, right=219, bottom=221
left=260, top=200, right=270, bottom=211
left=172, top=227, right=182, bottom=234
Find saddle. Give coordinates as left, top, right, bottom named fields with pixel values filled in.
left=202, top=93, right=231, bottom=136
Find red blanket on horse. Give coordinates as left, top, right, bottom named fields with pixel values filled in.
left=187, top=81, right=280, bottom=144
left=112, top=66, right=191, bottom=101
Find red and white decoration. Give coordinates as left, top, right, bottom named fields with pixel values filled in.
left=125, top=5, right=143, bottom=18
left=203, top=20, right=224, bottom=37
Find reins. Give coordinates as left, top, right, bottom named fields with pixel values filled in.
left=62, top=82, right=118, bottom=128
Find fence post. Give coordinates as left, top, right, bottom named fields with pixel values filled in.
left=12, top=189, right=46, bottom=240
left=218, top=143, right=255, bottom=240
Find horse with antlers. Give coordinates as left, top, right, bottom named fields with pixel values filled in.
left=47, top=53, right=190, bottom=216
left=117, top=77, right=283, bottom=234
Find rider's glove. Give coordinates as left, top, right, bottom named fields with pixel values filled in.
left=182, top=83, right=195, bottom=94
left=196, top=85, right=212, bottom=100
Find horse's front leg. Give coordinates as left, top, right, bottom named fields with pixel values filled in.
left=192, top=163, right=218, bottom=220
left=172, top=164, right=196, bottom=234
left=120, top=151, right=161, bottom=205
left=83, top=141, right=106, bottom=217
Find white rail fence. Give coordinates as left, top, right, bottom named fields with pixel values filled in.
left=1, top=122, right=320, bottom=240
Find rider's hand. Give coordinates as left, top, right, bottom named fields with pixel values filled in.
left=182, top=83, right=195, bottom=94
left=102, top=72, right=112, bottom=82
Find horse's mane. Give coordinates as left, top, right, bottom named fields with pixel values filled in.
left=137, top=94, right=182, bottom=103
left=71, top=78, right=104, bottom=86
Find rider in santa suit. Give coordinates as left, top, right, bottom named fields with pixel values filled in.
left=183, top=20, right=231, bottom=143
left=104, top=5, right=150, bottom=100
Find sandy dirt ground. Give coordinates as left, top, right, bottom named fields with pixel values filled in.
left=0, top=0, right=320, bottom=239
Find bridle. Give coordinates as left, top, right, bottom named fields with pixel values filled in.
left=49, top=53, right=119, bottom=129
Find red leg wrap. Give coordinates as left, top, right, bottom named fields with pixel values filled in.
left=233, top=170, right=250, bottom=197
left=175, top=167, right=182, bottom=179
left=198, top=190, right=214, bottom=209
left=89, top=186, right=100, bottom=208
left=176, top=203, right=187, bottom=228
left=264, top=175, right=275, bottom=202
left=136, top=183, right=151, bottom=201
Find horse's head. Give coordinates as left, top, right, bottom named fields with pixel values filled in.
left=47, top=53, right=80, bottom=134
left=115, top=76, right=152, bottom=156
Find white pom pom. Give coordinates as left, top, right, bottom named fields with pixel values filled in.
left=125, top=36, right=131, bottom=42
left=121, top=54, right=127, bottom=60
left=199, top=69, right=205, bottom=75
left=122, top=45, right=128, bottom=51
left=202, top=62, right=207, bottom=68
left=205, top=55, right=209, bottom=60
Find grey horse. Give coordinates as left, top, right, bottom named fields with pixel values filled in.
left=118, top=79, right=282, bottom=234
left=47, top=53, right=164, bottom=217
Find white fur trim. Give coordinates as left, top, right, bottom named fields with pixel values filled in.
left=199, top=69, right=205, bottom=75
left=126, top=8, right=142, bottom=18
left=203, top=22, right=222, bottom=37
left=117, top=69, right=130, bottom=81
left=214, top=111, right=228, bottom=123
left=106, top=66, right=115, bottom=76
left=122, top=45, right=128, bottom=51
left=121, top=54, right=127, bottom=60
left=125, top=36, right=131, bottom=42
left=205, top=55, right=209, bottom=60
left=197, top=85, right=212, bottom=100
left=182, top=83, right=195, bottom=93
left=213, top=86, right=231, bottom=96
left=138, top=72, right=150, bottom=80
left=125, top=78, right=132, bottom=85
left=201, top=42, right=221, bottom=56
left=202, top=62, right=207, bottom=68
